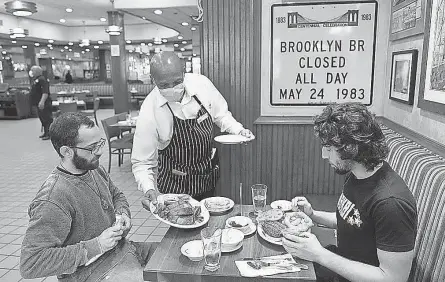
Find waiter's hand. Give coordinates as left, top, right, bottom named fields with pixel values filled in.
left=38, top=101, right=44, bottom=110
left=239, top=129, right=255, bottom=141
left=144, top=189, right=161, bottom=204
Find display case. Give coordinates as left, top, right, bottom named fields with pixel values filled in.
left=0, top=84, right=32, bottom=119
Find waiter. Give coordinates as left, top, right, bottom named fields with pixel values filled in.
left=132, top=51, right=254, bottom=202
left=30, top=65, right=53, bottom=140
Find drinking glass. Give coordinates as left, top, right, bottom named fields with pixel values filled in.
left=126, top=113, right=131, bottom=123
left=201, top=227, right=222, bottom=272
left=251, top=184, right=267, bottom=215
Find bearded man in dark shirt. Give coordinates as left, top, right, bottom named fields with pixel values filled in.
left=283, top=103, right=417, bottom=282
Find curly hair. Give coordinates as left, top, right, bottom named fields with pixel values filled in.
left=49, top=112, right=95, bottom=158
left=314, top=103, right=388, bottom=171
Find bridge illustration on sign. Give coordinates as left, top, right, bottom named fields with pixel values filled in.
left=287, top=10, right=359, bottom=28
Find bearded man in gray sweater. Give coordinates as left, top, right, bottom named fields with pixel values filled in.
left=20, top=113, right=153, bottom=282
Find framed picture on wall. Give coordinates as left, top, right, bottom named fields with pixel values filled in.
left=418, top=0, right=445, bottom=115
left=389, top=50, right=418, bottom=105
left=390, top=0, right=427, bottom=41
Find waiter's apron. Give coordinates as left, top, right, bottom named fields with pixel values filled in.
left=158, top=96, right=219, bottom=197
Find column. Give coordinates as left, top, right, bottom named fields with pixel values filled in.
left=98, top=49, right=107, bottom=81
left=107, top=11, right=130, bottom=114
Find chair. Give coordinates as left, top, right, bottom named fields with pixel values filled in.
left=81, top=98, right=100, bottom=126
left=101, top=115, right=134, bottom=173
left=59, top=102, right=78, bottom=113
left=75, top=93, right=87, bottom=110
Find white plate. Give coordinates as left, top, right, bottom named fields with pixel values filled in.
left=149, top=194, right=210, bottom=229
left=257, top=224, right=283, bottom=246
left=222, top=241, right=243, bottom=253
left=225, top=223, right=257, bottom=236
left=221, top=228, right=244, bottom=253
left=201, top=197, right=234, bottom=214
left=181, top=240, right=203, bottom=261
left=270, top=200, right=293, bottom=212
left=214, top=134, right=254, bottom=144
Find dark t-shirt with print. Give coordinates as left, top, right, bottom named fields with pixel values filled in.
left=336, top=161, right=417, bottom=268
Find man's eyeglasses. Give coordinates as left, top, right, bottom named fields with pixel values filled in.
left=71, top=138, right=106, bottom=154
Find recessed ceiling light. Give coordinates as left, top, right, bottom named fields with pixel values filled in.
left=193, top=53, right=197, bottom=56
left=162, top=39, right=167, bottom=43
left=68, top=42, right=73, bottom=45
left=191, top=27, right=196, bottom=31
left=81, top=51, right=85, bottom=54
left=2, top=51, right=6, bottom=55
left=11, top=40, right=17, bottom=44
left=180, top=48, right=185, bottom=51
left=140, top=42, right=145, bottom=46
left=68, top=48, right=72, bottom=52
left=64, top=46, right=68, bottom=49
left=60, top=19, right=66, bottom=23
left=147, top=43, right=152, bottom=46
left=142, top=16, right=146, bottom=20
left=66, top=8, right=73, bottom=13
left=47, top=44, right=52, bottom=47
left=94, top=45, right=99, bottom=49
left=48, top=39, right=54, bottom=43
left=177, top=35, right=183, bottom=40
left=174, top=44, right=179, bottom=47
left=61, top=49, right=64, bottom=52
left=126, top=40, right=132, bottom=44
left=100, top=17, right=107, bottom=22
left=182, top=41, right=187, bottom=44
left=154, top=9, right=162, bottom=15
left=51, top=57, right=55, bottom=59
left=49, top=47, right=53, bottom=50
left=181, top=22, right=189, bottom=26
left=85, top=48, right=90, bottom=52
left=34, top=42, right=40, bottom=46
left=22, top=45, right=28, bottom=49
left=98, top=40, right=103, bottom=44
left=68, top=58, right=72, bottom=60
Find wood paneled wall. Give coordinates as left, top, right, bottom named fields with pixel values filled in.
left=202, top=0, right=345, bottom=204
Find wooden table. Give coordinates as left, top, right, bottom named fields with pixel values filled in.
left=144, top=205, right=316, bottom=282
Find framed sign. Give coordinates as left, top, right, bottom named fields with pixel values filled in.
left=418, top=0, right=445, bottom=115
left=390, top=0, right=427, bottom=41
left=389, top=50, right=418, bottom=105
left=268, top=1, right=377, bottom=108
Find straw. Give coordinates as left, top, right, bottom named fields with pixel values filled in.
left=240, top=183, right=243, bottom=216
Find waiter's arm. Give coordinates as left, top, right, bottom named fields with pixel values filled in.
left=202, top=76, right=244, bottom=134
left=39, top=77, right=50, bottom=106
left=131, top=103, right=159, bottom=194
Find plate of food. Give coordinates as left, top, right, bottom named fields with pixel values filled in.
left=256, top=208, right=285, bottom=222
left=270, top=200, right=293, bottom=212
left=201, top=197, right=234, bottom=214
left=225, top=216, right=257, bottom=236
left=214, top=134, right=255, bottom=144
left=148, top=194, right=210, bottom=229
left=257, top=211, right=313, bottom=245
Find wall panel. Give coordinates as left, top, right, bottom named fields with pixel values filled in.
left=202, top=0, right=345, bottom=204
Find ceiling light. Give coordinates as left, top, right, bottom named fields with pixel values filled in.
left=61, top=49, right=64, bottom=52
left=68, top=48, right=72, bottom=52
left=59, top=19, right=66, bottom=23
left=2, top=51, right=7, bottom=55
left=174, top=44, right=179, bottom=47
left=100, top=17, right=107, bottom=22
left=193, top=53, right=197, bottom=56
left=85, top=48, right=90, bottom=52
left=49, top=46, right=53, bottom=50
left=180, top=48, right=185, bottom=51
left=181, top=22, right=189, bottom=26
left=147, top=43, right=152, bottom=46
left=11, top=40, right=17, bottom=44
left=34, top=42, right=40, bottom=46
left=5, top=1, right=37, bottom=17
left=68, top=58, right=72, bottom=60
left=126, top=40, right=132, bottom=44
left=94, top=45, right=99, bottom=49
left=64, top=46, right=68, bottom=49
left=142, top=16, right=146, bottom=20
left=177, top=35, right=183, bottom=40
left=80, top=39, right=90, bottom=47
left=9, top=28, right=29, bottom=38
left=98, top=40, right=104, bottom=44
left=191, top=27, right=196, bottom=31
left=48, top=39, right=54, bottom=43
left=51, top=57, right=55, bottom=59
left=154, top=9, right=162, bottom=15
left=162, top=39, right=167, bottom=43
left=22, top=45, right=27, bottom=49
left=68, top=42, right=73, bottom=45
left=154, top=37, right=162, bottom=44
left=47, top=44, right=52, bottom=47
left=129, top=50, right=133, bottom=53
left=66, top=8, right=73, bottom=13
left=81, top=51, right=85, bottom=54
left=106, top=25, right=122, bottom=36
left=182, top=41, right=187, bottom=44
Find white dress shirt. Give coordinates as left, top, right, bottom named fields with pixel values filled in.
left=131, top=73, right=245, bottom=193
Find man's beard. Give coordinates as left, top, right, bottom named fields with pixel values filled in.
left=332, top=160, right=352, bottom=175
left=73, top=151, right=100, bottom=170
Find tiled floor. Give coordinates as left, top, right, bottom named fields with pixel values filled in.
left=0, top=110, right=169, bottom=282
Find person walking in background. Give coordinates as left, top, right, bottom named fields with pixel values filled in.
left=65, top=70, right=73, bottom=84
left=30, top=65, right=53, bottom=140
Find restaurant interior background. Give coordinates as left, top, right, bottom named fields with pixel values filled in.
left=0, top=0, right=444, bottom=201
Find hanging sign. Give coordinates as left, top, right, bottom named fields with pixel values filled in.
left=270, top=1, right=377, bottom=106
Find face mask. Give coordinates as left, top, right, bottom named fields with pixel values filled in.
left=29, top=71, right=33, bottom=77
left=159, top=83, right=185, bottom=102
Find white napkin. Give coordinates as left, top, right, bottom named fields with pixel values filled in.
left=235, top=254, right=301, bottom=277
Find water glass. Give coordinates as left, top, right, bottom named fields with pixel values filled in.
left=126, top=113, right=131, bottom=123
left=200, top=227, right=222, bottom=272
left=251, top=184, right=267, bottom=215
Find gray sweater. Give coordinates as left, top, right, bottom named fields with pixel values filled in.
left=20, top=166, right=131, bottom=280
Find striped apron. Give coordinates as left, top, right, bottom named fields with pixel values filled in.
left=157, top=96, right=219, bottom=197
